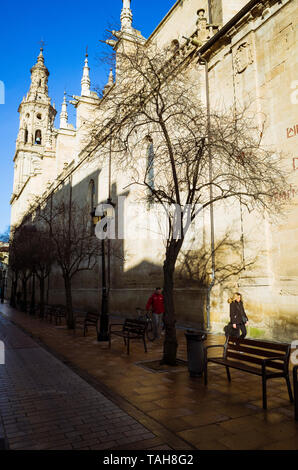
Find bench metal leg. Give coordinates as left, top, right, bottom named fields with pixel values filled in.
left=262, top=375, right=267, bottom=410
left=143, top=336, right=147, bottom=353
left=226, top=366, right=231, bottom=382
left=285, top=374, right=293, bottom=403
left=294, top=366, right=298, bottom=421
left=127, top=338, right=130, bottom=355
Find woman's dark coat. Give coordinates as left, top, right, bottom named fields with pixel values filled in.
left=229, top=300, right=248, bottom=325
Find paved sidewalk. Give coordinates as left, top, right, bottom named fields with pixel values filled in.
left=0, top=314, right=174, bottom=450
left=0, top=302, right=297, bottom=450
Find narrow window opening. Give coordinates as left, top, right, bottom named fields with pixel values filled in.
left=35, top=129, right=42, bottom=145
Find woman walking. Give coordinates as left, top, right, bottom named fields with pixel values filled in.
left=229, top=292, right=249, bottom=339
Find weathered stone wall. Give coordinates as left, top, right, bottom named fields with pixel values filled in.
left=11, top=0, right=298, bottom=343
left=205, top=0, right=298, bottom=341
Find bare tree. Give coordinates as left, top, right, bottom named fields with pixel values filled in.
left=90, top=40, right=289, bottom=364
left=37, top=198, right=101, bottom=329
left=8, top=230, right=19, bottom=308
left=31, top=228, right=55, bottom=318
left=177, top=230, right=258, bottom=288
left=9, top=224, right=37, bottom=311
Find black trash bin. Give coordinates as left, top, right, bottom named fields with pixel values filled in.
left=185, top=329, right=207, bottom=377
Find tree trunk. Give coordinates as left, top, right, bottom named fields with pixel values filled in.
left=21, top=278, right=27, bottom=312
left=39, top=277, right=45, bottom=318
left=10, top=272, right=18, bottom=308
left=161, top=241, right=182, bottom=365
left=64, top=275, right=74, bottom=329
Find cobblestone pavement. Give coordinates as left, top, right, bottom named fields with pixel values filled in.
left=1, top=303, right=297, bottom=450
left=0, top=314, right=173, bottom=450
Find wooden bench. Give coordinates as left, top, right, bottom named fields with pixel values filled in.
left=83, top=312, right=99, bottom=336
left=204, top=336, right=293, bottom=410
left=44, top=305, right=66, bottom=325
left=109, top=318, right=147, bottom=355
left=54, top=305, right=67, bottom=325
left=44, top=305, right=56, bottom=322
left=294, top=365, right=298, bottom=421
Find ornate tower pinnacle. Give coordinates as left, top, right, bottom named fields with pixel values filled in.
left=28, top=47, right=50, bottom=102
left=103, top=69, right=114, bottom=96
left=121, top=0, right=133, bottom=31
left=59, top=92, right=68, bottom=128
left=81, top=51, right=91, bottom=97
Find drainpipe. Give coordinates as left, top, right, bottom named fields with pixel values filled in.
left=207, top=0, right=213, bottom=24
left=183, top=37, right=215, bottom=331
left=199, top=53, right=215, bottom=331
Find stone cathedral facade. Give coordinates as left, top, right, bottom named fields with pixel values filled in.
left=11, top=0, right=298, bottom=341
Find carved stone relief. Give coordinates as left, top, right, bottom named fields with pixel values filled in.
left=234, top=41, right=254, bottom=74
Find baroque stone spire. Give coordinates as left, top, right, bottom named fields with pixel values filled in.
left=103, top=69, right=114, bottom=96
left=59, top=92, right=68, bottom=128
left=81, top=51, right=91, bottom=97
left=121, top=0, right=133, bottom=31
left=27, top=47, right=50, bottom=102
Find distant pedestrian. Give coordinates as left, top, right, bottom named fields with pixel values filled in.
left=223, top=297, right=237, bottom=338
left=146, top=287, right=164, bottom=340
left=229, top=292, right=248, bottom=339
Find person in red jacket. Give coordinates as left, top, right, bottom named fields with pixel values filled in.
left=146, top=287, right=164, bottom=340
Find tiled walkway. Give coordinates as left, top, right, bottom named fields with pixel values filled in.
left=0, top=303, right=297, bottom=450
left=0, top=315, right=166, bottom=450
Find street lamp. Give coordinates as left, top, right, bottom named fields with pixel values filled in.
left=91, top=198, right=115, bottom=341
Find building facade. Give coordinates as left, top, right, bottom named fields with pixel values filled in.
left=10, top=0, right=298, bottom=341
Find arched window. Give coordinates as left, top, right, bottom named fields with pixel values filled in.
left=24, top=127, right=28, bottom=144
left=35, top=130, right=42, bottom=145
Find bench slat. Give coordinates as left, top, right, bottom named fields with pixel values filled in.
left=227, top=337, right=289, bottom=353
left=209, top=357, right=263, bottom=375
left=227, top=343, right=288, bottom=359
left=226, top=351, right=285, bottom=370
left=109, top=318, right=147, bottom=355
left=209, top=357, right=284, bottom=376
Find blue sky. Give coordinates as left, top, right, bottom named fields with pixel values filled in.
left=0, top=0, right=175, bottom=234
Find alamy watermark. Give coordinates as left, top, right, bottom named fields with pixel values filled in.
left=0, top=340, right=4, bottom=365
left=290, top=80, right=298, bottom=105
left=291, top=340, right=298, bottom=365
left=94, top=196, right=205, bottom=242
left=0, top=81, right=5, bottom=104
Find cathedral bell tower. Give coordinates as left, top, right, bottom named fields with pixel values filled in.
left=17, top=47, right=56, bottom=147
left=13, top=47, right=57, bottom=199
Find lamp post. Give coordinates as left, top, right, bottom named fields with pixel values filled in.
left=98, top=235, right=109, bottom=341
left=91, top=198, right=115, bottom=342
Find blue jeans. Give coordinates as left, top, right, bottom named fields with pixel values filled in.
left=152, top=313, right=163, bottom=339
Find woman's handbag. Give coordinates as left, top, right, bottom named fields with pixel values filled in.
left=224, top=322, right=239, bottom=338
